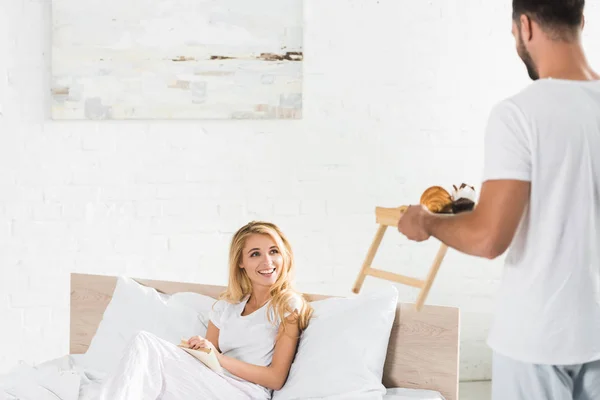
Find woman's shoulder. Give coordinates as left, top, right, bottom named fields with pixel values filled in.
left=287, top=292, right=304, bottom=309
left=209, top=297, right=246, bottom=328
left=212, top=298, right=228, bottom=310
left=283, top=292, right=306, bottom=317
left=212, top=297, right=245, bottom=312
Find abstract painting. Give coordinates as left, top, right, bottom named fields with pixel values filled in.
left=51, top=0, right=303, bottom=120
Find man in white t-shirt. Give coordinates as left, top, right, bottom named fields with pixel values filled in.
left=397, top=1, right=600, bottom=399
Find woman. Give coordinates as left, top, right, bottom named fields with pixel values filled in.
left=97, top=221, right=313, bottom=400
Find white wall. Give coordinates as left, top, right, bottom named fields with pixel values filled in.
left=1, top=0, right=599, bottom=381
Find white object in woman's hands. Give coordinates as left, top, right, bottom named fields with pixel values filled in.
left=178, top=337, right=224, bottom=374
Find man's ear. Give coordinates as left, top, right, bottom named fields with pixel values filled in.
left=582, top=15, right=585, bottom=31
left=520, top=14, right=533, bottom=41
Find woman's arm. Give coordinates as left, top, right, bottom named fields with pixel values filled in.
left=217, top=314, right=300, bottom=391
left=205, top=321, right=221, bottom=352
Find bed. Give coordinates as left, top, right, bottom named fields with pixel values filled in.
left=1, top=272, right=460, bottom=400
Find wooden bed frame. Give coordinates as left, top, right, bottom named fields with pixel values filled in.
left=70, top=273, right=460, bottom=400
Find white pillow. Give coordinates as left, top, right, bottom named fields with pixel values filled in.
left=272, top=284, right=399, bottom=400
left=81, top=276, right=217, bottom=374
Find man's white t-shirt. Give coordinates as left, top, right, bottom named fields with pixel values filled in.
left=483, top=78, right=600, bottom=365
left=209, top=294, right=303, bottom=398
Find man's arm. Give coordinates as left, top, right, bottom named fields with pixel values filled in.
left=423, top=179, right=530, bottom=259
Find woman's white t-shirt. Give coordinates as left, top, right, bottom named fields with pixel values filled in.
left=209, top=294, right=303, bottom=398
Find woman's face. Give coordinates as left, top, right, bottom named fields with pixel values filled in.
left=240, top=233, right=284, bottom=289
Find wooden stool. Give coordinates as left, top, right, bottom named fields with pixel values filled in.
left=352, top=206, right=448, bottom=311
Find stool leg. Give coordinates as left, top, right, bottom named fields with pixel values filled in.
left=352, top=224, right=387, bottom=294
left=415, top=243, right=448, bottom=310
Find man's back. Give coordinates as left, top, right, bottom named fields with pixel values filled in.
left=485, top=79, right=600, bottom=365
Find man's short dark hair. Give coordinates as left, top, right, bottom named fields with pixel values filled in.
left=513, top=0, right=585, bottom=39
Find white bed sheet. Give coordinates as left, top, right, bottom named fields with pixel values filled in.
left=0, top=354, right=105, bottom=400
left=384, top=387, right=446, bottom=400
left=0, top=354, right=446, bottom=400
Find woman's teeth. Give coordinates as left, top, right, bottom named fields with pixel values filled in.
left=258, top=268, right=276, bottom=275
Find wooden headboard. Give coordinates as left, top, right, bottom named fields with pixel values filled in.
left=70, top=273, right=460, bottom=400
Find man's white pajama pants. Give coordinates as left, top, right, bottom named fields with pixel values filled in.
left=492, top=352, right=600, bottom=400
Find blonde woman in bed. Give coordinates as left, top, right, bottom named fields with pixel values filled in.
left=97, top=221, right=313, bottom=400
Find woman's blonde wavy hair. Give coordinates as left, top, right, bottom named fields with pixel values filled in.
left=218, top=221, right=313, bottom=335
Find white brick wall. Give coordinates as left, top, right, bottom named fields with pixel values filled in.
left=1, top=0, right=599, bottom=381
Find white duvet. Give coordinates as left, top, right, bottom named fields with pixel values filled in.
left=0, top=347, right=445, bottom=400
left=0, top=355, right=88, bottom=400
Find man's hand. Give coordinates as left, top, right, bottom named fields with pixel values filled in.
left=399, top=180, right=530, bottom=259
left=397, top=205, right=432, bottom=242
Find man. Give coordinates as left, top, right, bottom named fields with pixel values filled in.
left=397, top=1, right=600, bottom=399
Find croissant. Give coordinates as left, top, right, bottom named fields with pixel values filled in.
left=420, top=186, right=453, bottom=213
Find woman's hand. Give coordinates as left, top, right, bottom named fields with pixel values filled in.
left=186, top=335, right=212, bottom=351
